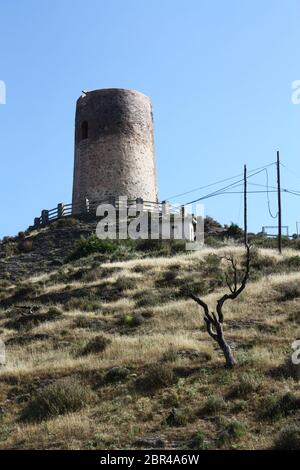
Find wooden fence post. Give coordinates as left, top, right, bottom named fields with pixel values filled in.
left=41, top=210, right=49, bottom=225
left=34, top=217, right=41, bottom=228
left=57, top=203, right=65, bottom=218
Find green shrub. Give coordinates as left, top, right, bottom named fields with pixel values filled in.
left=132, top=264, right=152, bottom=273
left=285, top=256, right=300, bottom=268
left=135, top=239, right=161, bottom=252
left=105, top=367, right=130, bottom=383
left=161, top=347, right=178, bottom=363
left=204, top=235, right=223, bottom=248
left=224, top=223, right=243, bottom=240
left=69, top=236, right=117, bottom=260
left=50, top=217, right=79, bottom=228
left=135, top=290, right=162, bottom=308
left=249, top=248, right=276, bottom=271
left=80, top=335, right=111, bottom=355
left=14, top=284, right=40, bottom=300
left=261, top=392, right=300, bottom=420
left=274, top=357, right=300, bottom=381
left=227, top=374, right=260, bottom=399
left=204, top=216, right=223, bottom=233
left=275, top=281, right=300, bottom=301
left=1, top=242, right=18, bottom=257
left=160, top=269, right=179, bottom=285
left=220, top=420, right=248, bottom=443
left=47, top=307, right=63, bottom=316
left=6, top=307, right=62, bottom=331
left=114, top=276, right=136, bottom=292
left=201, top=395, right=227, bottom=415
left=189, top=430, right=210, bottom=450
left=274, top=424, right=300, bottom=450
left=18, top=231, right=26, bottom=240
left=135, top=239, right=186, bottom=255
left=169, top=240, right=186, bottom=254
left=18, top=240, right=33, bottom=253
left=166, top=408, right=189, bottom=427
left=73, top=315, right=104, bottom=330
left=81, top=267, right=103, bottom=283
left=21, top=377, right=96, bottom=422
left=135, top=364, right=175, bottom=393
left=120, top=313, right=144, bottom=328
left=66, top=298, right=102, bottom=312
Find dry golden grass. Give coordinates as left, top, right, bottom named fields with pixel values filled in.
left=0, top=246, right=299, bottom=449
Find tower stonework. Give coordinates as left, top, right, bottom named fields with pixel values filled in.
left=72, top=88, right=158, bottom=211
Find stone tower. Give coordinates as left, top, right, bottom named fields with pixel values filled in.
left=72, top=88, right=158, bottom=211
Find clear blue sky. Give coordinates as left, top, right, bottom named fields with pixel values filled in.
left=1, top=0, right=300, bottom=238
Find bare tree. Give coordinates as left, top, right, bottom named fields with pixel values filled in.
left=190, top=244, right=250, bottom=368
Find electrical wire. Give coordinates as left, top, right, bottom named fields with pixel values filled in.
left=181, top=166, right=274, bottom=207
left=280, top=162, right=300, bottom=180
left=159, top=160, right=300, bottom=233
left=165, top=161, right=276, bottom=201
left=263, top=168, right=278, bottom=219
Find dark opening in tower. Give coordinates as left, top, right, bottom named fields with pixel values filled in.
left=81, top=121, right=88, bottom=141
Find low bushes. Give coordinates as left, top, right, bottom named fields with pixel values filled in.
left=261, top=392, right=300, bottom=420
left=201, top=395, right=227, bottom=415
left=274, top=424, right=300, bottom=450
left=69, top=236, right=118, bottom=260
left=5, top=307, right=62, bottom=331
left=17, top=240, right=33, bottom=253
left=135, top=364, right=175, bottom=393
left=219, top=420, right=248, bottom=444
left=134, top=290, right=162, bottom=308
left=105, top=367, right=130, bottom=383
left=50, top=218, right=79, bottom=229
left=21, top=377, right=96, bottom=422
left=80, top=335, right=111, bottom=355
left=120, top=313, right=144, bottom=328
left=227, top=374, right=260, bottom=399
left=275, top=281, right=300, bottom=301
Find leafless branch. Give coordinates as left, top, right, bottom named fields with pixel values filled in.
left=216, top=244, right=250, bottom=323
left=190, top=244, right=251, bottom=368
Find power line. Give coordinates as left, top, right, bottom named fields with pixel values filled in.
left=249, top=182, right=277, bottom=190
left=249, top=181, right=300, bottom=195
left=280, top=162, right=300, bottom=180
left=182, top=180, right=245, bottom=206
left=263, top=168, right=278, bottom=219
left=284, top=189, right=300, bottom=196
left=201, top=190, right=278, bottom=194
left=165, top=161, right=276, bottom=201
left=181, top=189, right=300, bottom=196
left=181, top=166, right=275, bottom=207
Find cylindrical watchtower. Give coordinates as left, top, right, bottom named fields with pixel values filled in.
left=72, top=88, right=158, bottom=211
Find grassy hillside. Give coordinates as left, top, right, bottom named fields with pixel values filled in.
left=0, top=230, right=299, bottom=449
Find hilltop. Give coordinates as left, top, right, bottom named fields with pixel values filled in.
left=0, top=220, right=299, bottom=449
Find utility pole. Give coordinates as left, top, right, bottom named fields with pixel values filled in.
left=244, top=164, right=247, bottom=247
left=277, top=151, right=282, bottom=254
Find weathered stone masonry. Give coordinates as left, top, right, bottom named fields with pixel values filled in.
left=72, top=88, right=158, bottom=211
